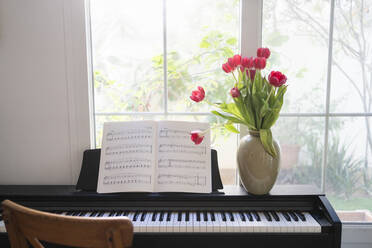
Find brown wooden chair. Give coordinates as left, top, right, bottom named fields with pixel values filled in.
left=1, top=199, right=133, bottom=248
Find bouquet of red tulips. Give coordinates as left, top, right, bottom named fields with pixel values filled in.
left=190, top=47, right=287, bottom=158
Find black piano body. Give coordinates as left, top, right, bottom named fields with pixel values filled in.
left=0, top=185, right=341, bottom=248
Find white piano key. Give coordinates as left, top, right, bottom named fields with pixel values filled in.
left=210, top=212, right=220, bottom=233
left=172, top=212, right=180, bottom=233
left=199, top=212, right=207, bottom=232
left=166, top=212, right=174, bottom=232
left=159, top=212, right=167, bottom=232
left=230, top=212, right=240, bottom=232
left=178, top=212, right=187, bottom=232
left=276, top=212, right=288, bottom=233
left=145, top=212, right=155, bottom=232
left=303, top=212, right=321, bottom=233
left=232, top=212, right=243, bottom=232
left=0, top=220, right=6, bottom=233
left=243, top=212, right=255, bottom=233
left=193, top=212, right=201, bottom=232
left=186, top=212, right=194, bottom=232
left=253, top=212, right=266, bottom=233
left=216, top=212, right=227, bottom=232
left=259, top=212, right=272, bottom=232
left=205, top=212, right=214, bottom=233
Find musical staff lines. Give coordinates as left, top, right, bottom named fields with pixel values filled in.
left=103, top=174, right=152, bottom=185
left=158, top=144, right=206, bottom=155
left=105, top=144, right=152, bottom=155
left=158, top=159, right=206, bottom=170
left=105, top=158, right=152, bottom=170
left=106, top=127, right=153, bottom=142
left=157, top=174, right=206, bottom=186
left=159, top=128, right=189, bottom=139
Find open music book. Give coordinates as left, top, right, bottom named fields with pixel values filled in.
left=97, top=121, right=211, bottom=193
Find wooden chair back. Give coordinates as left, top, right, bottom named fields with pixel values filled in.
left=1, top=199, right=133, bottom=248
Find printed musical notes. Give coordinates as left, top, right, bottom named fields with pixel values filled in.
left=158, top=159, right=206, bottom=170
left=105, top=158, right=152, bottom=170
left=103, top=174, right=152, bottom=185
left=158, top=174, right=206, bottom=186
left=159, top=128, right=189, bottom=139
left=105, top=144, right=152, bottom=155
left=159, top=144, right=206, bottom=155
left=106, top=127, right=153, bottom=142
left=97, top=120, right=211, bottom=193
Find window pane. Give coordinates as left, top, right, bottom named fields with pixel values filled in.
left=262, top=0, right=330, bottom=113
left=95, top=114, right=238, bottom=185
left=91, top=0, right=164, bottom=113
left=326, top=117, right=372, bottom=222
left=330, top=0, right=372, bottom=113
left=272, top=117, right=325, bottom=191
left=166, top=0, right=240, bottom=112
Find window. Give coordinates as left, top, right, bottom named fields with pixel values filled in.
left=89, top=0, right=372, bottom=222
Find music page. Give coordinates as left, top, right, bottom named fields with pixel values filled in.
left=97, top=121, right=157, bottom=193
left=155, top=121, right=211, bottom=193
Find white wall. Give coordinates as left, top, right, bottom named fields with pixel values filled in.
left=0, top=0, right=91, bottom=184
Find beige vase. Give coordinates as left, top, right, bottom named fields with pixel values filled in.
left=237, top=131, right=281, bottom=195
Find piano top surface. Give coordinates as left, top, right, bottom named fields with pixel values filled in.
left=0, top=185, right=323, bottom=200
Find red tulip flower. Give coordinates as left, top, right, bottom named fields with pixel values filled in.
left=230, top=87, right=240, bottom=98
left=268, top=71, right=287, bottom=87
left=222, top=63, right=233, bottom=73
left=241, top=57, right=254, bottom=69
left=253, top=57, right=266, bottom=70
left=232, top=54, right=241, bottom=67
left=257, top=47, right=271, bottom=59
left=227, top=58, right=236, bottom=70
left=190, top=130, right=205, bottom=145
left=190, top=86, right=205, bottom=102
left=247, top=69, right=256, bottom=81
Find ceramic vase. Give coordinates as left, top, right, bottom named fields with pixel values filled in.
left=237, top=131, right=281, bottom=195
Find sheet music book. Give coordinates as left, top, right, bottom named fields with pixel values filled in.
left=97, top=121, right=211, bottom=193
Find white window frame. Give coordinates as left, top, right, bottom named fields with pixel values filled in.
left=83, top=0, right=372, bottom=240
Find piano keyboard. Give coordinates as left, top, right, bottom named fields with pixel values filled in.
left=0, top=210, right=321, bottom=233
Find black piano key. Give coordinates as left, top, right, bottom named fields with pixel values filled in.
left=185, top=211, right=190, bottom=222
left=252, top=211, right=260, bottom=221
left=109, top=211, right=116, bottom=217
left=196, top=211, right=201, bottom=221
left=227, top=211, right=234, bottom=221
left=271, top=211, right=280, bottom=222
left=89, top=212, right=98, bottom=217
left=203, top=211, right=208, bottom=221
left=295, top=211, right=306, bottom=221
left=97, top=212, right=104, bottom=217
left=264, top=211, right=272, bottom=222
left=239, top=212, right=246, bottom=221
left=72, top=211, right=80, bottom=216
left=152, top=212, right=158, bottom=222
left=158, top=211, right=164, bottom=222
left=123, top=211, right=129, bottom=216
left=115, top=211, right=124, bottom=216
left=177, top=212, right=182, bottom=222
left=221, top=211, right=227, bottom=221
left=166, top=211, right=172, bottom=221
left=289, top=211, right=299, bottom=222
left=210, top=212, right=216, bottom=222
left=282, top=212, right=291, bottom=221
left=140, top=212, right=147, bottom=222
left=133, top=211, right=140, bottom=221
left=78, top=212, right=86, bottom=217
left=245, top=212, right=253, bottom=221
